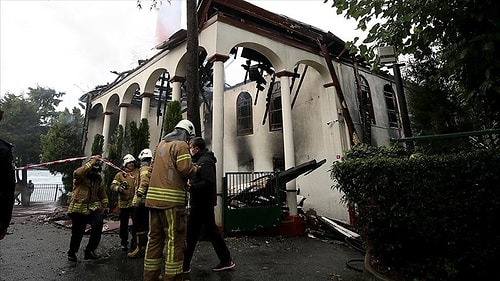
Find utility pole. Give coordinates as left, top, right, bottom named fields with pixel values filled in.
left=392, top=62, right=412, bottom=138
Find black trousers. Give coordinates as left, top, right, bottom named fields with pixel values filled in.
left=183, top=206, right=231, bottom=270
left=132, top=204, right=149, bottom=233
left=119, top=207, right=134, bottom=246
left=68, top=210, right=103, bottom=254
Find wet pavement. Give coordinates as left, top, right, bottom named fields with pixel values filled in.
left=1, top=203, right=364, bottom=281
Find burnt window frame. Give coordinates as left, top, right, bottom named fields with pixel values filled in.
left=383, top=84, right=399, bottom=128
left=269, top=81, right=282, bottom=131
left=359, top=75, right=376, bottom=125
left=236, top=91, right=253, bottom=135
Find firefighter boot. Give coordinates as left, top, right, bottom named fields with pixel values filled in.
left=127, top=232, right=147, bottom=258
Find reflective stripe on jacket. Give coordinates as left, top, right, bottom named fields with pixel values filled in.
left=146, top=140, right=197, bottom=209
left=111, top=168, right=140, bottom=208
left=134, top=164, right=151, bottom=204
left=68, top=159, right=108, bottom=214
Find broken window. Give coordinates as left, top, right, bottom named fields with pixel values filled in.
left=237, top=91, right=253, bottom=135
left=384, top=84, right=399, bottom=128
left=273, top=157, right=285, bottom=172
left=269, top=82, right=282, bottom=131
left=358, top=76, right=376, bottom=125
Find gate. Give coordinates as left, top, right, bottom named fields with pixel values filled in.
left=223, top=172, right=282, bottom=233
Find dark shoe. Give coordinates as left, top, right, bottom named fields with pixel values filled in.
left=67, top=251, right=77, bottom=262
left=121, top=244, right=128, bottom=252
left=127, top=246, right=143, bottom=258
left=84, top=250, right=100, bottom=260
left=212, top=261, right=235, bottom=272
left=183, top=268, right=191, bottom=274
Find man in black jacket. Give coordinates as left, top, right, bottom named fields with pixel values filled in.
left=183, top=137, right=235, bottom=273
left=0, top=109, right=16, bottom=240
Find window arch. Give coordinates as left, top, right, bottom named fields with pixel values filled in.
left=358, top=75, right=376, bottom=124
left=269, top=81, right=282, bottom=131
left=237, top=91, right=253, bottom=135
left=383, top=84, right=399, bottom=128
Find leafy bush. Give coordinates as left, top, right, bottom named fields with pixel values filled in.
left=330, top=145, right=500, bottom=280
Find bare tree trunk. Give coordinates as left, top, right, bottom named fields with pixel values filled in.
left=186, top=0, right=201, bottom=136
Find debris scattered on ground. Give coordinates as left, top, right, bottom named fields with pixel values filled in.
left=301, top=208, right=364, bottom=253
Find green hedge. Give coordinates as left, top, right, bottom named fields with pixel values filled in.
left=330, top=145, right=500, bottom=280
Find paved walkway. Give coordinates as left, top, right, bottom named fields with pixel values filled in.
left=1, top=202, right=364, bottom=281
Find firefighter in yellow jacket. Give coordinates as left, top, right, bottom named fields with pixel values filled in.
left=111, top=154, right=140, bottom=252
left=67, top=155, right=109, bottom=261
left=127, top=148, right=153, bottom=258
left=144, top=120, right=199, bottom=281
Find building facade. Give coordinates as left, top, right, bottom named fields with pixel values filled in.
left=83, top=0, right=404, bottom=224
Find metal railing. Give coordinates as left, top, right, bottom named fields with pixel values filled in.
left=225, top=171, right=279, bottom=208
left=391, top=129, right=500, bottom=154
left=29, top=184, right=63, bottom=202
left=223, top=171, right=282, bottom=233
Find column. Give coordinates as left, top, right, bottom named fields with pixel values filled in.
left=322, top=83, right=349, bottom=155
left=276, top=70, right=298, bottom=216
left=170, top=76, right=185, bottom=102
left=118, top=103, right=129, bottom=129
left=209, top=54, right=229, bottom=226
left=102, top=111, right=113, bottom=156
left=140, top=92, right=154, bottom=120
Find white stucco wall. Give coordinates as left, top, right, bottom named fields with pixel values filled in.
left=221, top=60, right=402, bottom=223
left=84, top=14, right=405, bottom=224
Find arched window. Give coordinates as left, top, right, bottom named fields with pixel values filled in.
left=383, top=84, right=399, bottom=128
left=237, top=91, right=253, bottom=135
left=269, top=81, right=282, bottom=131
left=359, top=76, right=376, bottom=124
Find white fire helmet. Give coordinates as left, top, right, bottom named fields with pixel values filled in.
left=175, top=119, right=195, bottom=136
left=138, top=148, right=153, bottom=161
left=122, top=154, right=136, bottom=166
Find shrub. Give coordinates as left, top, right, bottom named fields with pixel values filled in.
left=330, top=145, right=500, bottom=280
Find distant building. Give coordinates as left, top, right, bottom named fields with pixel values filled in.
left=82, top=0, right=404, bottom=224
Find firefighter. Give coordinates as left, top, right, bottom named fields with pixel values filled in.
left=111, top=154, right=140, bottom=252
left=143, top=120, right=199, bottom=281
left=128, top=148, right=152, bottom=258
left=67, top=155, right=109, bottom=261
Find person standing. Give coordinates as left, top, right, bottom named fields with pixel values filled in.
left=0, top=109, right=15, bottom=241
left=110, top=154, right=140, bottom=252
left=67, top=155, right=109, bottom=261
left=127, top=148, right=152, bottom=258
left=143, top=120, right=199, bottom=281
left=183, top=137, right=235, bottom=273
left=27, top=180, right=34, bottom=203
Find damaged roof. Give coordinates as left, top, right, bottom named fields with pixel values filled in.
left=197, top=0, right=349, bottom=58
left=84, top=0, right=351, bottom=100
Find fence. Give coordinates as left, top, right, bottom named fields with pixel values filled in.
left=29, top=184, right=63, bottom=202
left=391, top=129, right=500, bottom=154
left=223, top=171, right=282, bottom=233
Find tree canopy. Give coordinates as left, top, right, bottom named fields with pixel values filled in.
left=0, top=93, right=41, bottom=165
left=325, top=0, right=500, bottom=130
left=0, top=87, right=60, bottom=166
left=27, top=85, right=64, bottom=125
left=41, top=108, right=84, bottom=190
